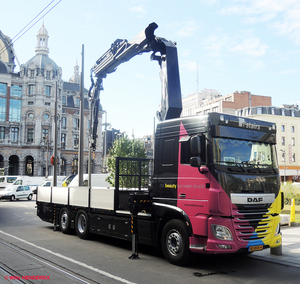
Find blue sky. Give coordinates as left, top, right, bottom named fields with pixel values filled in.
left=1, top=0, right=300, bottom=137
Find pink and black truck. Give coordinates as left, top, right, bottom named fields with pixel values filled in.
left=36, top=23, right=283, bottom=265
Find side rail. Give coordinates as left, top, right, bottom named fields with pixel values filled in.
left=114, top=157, right=153, bottom=211
left=37, top=186, right=114, bottom=210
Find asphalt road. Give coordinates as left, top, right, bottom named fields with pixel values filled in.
left=0, top=197, right=299, bottom=284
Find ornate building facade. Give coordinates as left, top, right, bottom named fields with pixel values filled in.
left=0, top=24, right=104, bottom=176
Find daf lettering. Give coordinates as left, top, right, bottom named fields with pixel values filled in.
left=248, top=197, right=263, bottom=203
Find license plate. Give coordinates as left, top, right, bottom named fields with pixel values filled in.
left=249, top=245, right=263, bottom=252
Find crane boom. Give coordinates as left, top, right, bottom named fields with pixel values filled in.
left=88, top=22, right=182, bottom=151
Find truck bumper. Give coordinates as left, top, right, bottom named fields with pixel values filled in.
left=189, top=215, right=282, bottom=254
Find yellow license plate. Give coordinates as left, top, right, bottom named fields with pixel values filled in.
left=249, top=245, right=263, bottom=252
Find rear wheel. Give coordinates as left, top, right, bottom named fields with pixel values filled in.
left=75, top=210, right=90, bottom=239
left=28, top=194, right=33, bottom=201
left=59, top=208, right=71, bottom=234
left=161, top=219, right=191, bottom=266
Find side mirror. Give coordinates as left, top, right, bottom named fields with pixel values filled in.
left=190, top=157, right=201, bottom=168
left=190, top=136, right=201, bottom=155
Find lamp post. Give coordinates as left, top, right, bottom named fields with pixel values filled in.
left=43, top=135, right=49, bottom=178
left=280, top=149, right=286, bottom=183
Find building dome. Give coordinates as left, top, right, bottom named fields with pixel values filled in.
left=23, top=54, right=59, bottom=72
left=21, top=23, right=60, bottom=77
left=38, top=24, right=48, bottom=36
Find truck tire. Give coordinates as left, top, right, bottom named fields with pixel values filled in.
left=161, top=219, right=191, bottom=266
left=75, top=210, right=90, bottom=239
left=10, top=195, right=15, bottom=201
left=28, top=194, right=33, bottom=201
left=59, top=208, right=71, bottom=234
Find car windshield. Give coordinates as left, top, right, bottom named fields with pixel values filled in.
left=213, top=138, right=278, bottom=168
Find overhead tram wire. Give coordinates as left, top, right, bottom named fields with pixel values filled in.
left=0, top=0, right=62, bottom=58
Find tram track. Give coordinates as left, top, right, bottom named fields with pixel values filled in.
left=0, top=238, right=99, bottom=284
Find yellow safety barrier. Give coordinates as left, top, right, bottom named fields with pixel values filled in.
left=290, top=198, right=296, bottom=223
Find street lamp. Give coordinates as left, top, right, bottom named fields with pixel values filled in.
left=280, top=149, right=286, bottom=183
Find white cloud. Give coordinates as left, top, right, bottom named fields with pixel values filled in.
left=179, top=61, right=198, bottom=73
left=129, top=5, right=146, bottom=16
left=175, top=21, right=198, bottom=38
left=231, top=37, right=269, bottom=57
left=218, top=0, right=300, bottom=45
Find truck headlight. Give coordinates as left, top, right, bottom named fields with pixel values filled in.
left=211, top=224, right=233, bottom=240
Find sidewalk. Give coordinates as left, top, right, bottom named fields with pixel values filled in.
left=249, top=226, right=300, bottom=268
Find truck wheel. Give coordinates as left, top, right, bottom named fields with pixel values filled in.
left=161, top=219, right=191, bottom=266
left=75, top=210, right=90, bottom=239
left=59, top=208, right=71, bottom=234
left=10, top=195, right=15, bottom=201
left=28, top=194, right=33, bottom=201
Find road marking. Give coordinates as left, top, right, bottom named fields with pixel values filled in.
left=0, top=230, right=136, bottom=284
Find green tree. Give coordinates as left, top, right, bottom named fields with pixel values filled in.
left=106, top=135, right=148, bottom=188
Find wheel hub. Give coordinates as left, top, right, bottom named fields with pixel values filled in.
left=167, top=230, right=182, bottom=256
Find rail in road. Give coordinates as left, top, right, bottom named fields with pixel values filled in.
left=0, top=237, right=98, bottom=284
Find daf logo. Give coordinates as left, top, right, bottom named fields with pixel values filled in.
left=247, top=197, right=263, bottom=203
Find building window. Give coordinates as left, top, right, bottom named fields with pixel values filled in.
left=281, top=152, right=285, bottom=162
left=29, top=85, right=35, bottom=95
left=73, top=118, right=79, bottom=128
left=76, top=97, right=80, bottom=107
left=11, top=127, right=18, bottom=142
left=30, top=70, right=35, bottom=78
left=291, top=126, right=295, bottom=133
left=292, top=153, right=296, bottom=162
left=281, top=125, right=285, bottom=132
left=0, top=97, right=6, bottom=121
left=0, top=127, right=5, bottom=140
left=292, top=110, right=296, bottom=117
left=42, top=128, right=49, bottom=139
left=271, top=108, right=275, bottom=115
left=62, top=96, right=66, bottom=105
left=257, top=107, right=262, bottom=114
left=292, top=137, right=295, bottom=146
left=45, top=86, right=51, bottom=96
left=62, top=117, right=67, bottom=127
left=46, top=71, right=51, bottom=79
left=0, top=83, right=7, bottom=95
left=45, top=102, right=51, bottom=106
left=28, top=101, right=34, bottom=105
left=27, top=128, right=34, bottom=143
left=74, top=134, right=79, bottom=148
left=281, top=109, right=286, bottom=116
left=61, top=133, right=66, bottom=149
left=212, top=106, right=219, bottom=113
left=282, top=137, right=285, bottom=146
left=11, top=85, right=22, bottom=98
left=9, top=99, right=21, bottom=122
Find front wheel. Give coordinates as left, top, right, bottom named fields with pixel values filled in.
left=10, top=195, right=15, bottom=201
left=161, top=219, right=191, bottom=266
left=75, top=210, right=90, bottom=239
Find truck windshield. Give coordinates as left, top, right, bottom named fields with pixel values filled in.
left=213, top=138, right=278, bottom=169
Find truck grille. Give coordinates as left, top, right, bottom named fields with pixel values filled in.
left=232, top=205, right=273, bottom=242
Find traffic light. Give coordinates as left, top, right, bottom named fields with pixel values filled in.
left=50, top=156, right=55, bottom=166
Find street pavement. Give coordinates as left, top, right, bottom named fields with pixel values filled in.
left=249, top=225, right=300, bottom=268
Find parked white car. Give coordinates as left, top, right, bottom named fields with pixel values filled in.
left=0, top=185, right=33, bottom=201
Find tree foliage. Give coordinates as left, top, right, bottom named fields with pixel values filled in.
left=105, top=135, right=147, bottom=187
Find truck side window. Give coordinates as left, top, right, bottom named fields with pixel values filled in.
left=162, top=139, right=175, bottom=166
left=180, top=136, right=191, bottom=165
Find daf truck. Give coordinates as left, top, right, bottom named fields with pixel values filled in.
left=36, top=23, right=283, bottom=265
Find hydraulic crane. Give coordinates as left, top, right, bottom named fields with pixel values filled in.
left=88, top=22, right=182, bottom=151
